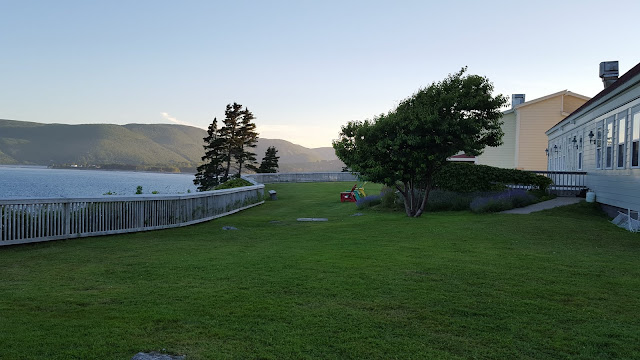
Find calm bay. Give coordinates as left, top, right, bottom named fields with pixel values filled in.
left=0, top=165, right=198, bottom=199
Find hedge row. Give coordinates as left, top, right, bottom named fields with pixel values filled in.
left=433, top=162, right=552, bottom=193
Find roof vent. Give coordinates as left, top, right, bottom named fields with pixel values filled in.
left=599, top=61, right=619, bottom=88
left=511, top=94, right=525, bottom=108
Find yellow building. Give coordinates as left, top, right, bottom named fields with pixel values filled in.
left=475, top=91, right=590, bottom=170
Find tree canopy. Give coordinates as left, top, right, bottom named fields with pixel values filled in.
left=194, top=102, right=259, bottom=191
left=333, top=68, right=507, bottom=217
left=255, top=146, right=280, bottom=173
left=193, top=117, right=225, bottom=191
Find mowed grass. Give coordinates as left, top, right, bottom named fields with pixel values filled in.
left=1, top=182, right=640, bottom=359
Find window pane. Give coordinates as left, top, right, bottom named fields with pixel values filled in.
left=633, top=141, right=639, bottom=167
left=606, top=120, right=613, bottom=146
left=597, top=148, right=602, bottom=168
left=618, top=117, right=625, bottom=144
left=578, top=153, right=582, bottom=170
left=618, top=144, right=624, bottom=167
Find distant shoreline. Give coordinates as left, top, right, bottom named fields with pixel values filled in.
left=0, top=164, right=196, bottom=175
left=48, top=164, right=197, bottom=174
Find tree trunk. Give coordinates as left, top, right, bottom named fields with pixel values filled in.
left=400, top=181, right=421, bottom=217
left=399, top=180, right=432, bottom=218
left=413, top=184, right=432, bottom=218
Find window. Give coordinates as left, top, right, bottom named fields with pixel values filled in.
left=577, top=132, right=583, bottom=170
left=617, top=112, right=626, bottom=168
left=633, top=106, right=640, bottom=167
left=596, top=122, right=603, bottom=169
left=563, top=137, right=568, bottom=170
left=578, top=152, right=583, bottom=170
left=605, top=116, right=614, bottom=168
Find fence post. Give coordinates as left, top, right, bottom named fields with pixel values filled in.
left=63, top=202, right=70, bottom=236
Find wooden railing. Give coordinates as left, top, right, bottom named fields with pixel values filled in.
left=0, top=181, right=264, bottom=246
left=527, top=170, right=587, bottom=195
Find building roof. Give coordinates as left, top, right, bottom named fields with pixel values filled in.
left=548, top=61, right=640, bottom=132
left=450, top=154, right=475, bottom=159
left=502, top=90, right=590, bottom=115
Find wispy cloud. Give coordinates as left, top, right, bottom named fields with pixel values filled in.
left=160, top=112, right=203, bottom=128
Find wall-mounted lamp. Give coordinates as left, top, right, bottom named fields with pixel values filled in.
left=588, top=130, right=595, bottom=144
left=572, top=136, right=578, bottom=149
left=553, top=144, right=559, bottom=153
left=545, top=148, right=549, bottom=156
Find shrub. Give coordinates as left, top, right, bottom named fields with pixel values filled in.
left=356, top=194, right=382, bottom=209
left=377, top=185, right=543, bottom=213
left=377, top=186, right=403, bottom=211
left=136, top=186, right=143, bottom=194
left=470, top=189, right=537, bottom=213
left=380, top=187, right=474, bottom=212
left=214, top=178, right=253, bottom=190
left=434, top=162, right=552, bottom=193
left=425, top=190, right=475, bottom=211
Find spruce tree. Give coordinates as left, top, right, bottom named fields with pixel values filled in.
left=220, top=103, right=244, bottom=181
left=193, top=118, right=225, bottom=191
left=257, top=146, right=279, bottom=173
left=234, top=107, right=259, bottom=177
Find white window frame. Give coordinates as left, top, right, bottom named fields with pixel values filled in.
left=616, top=111, right=627, bottom=169
left=605, top=116, right=614, bottom=169
left=632, top=105, right=640, bottom=168
left=577, top=131, right=583, bottom=171
left=560, top=138, right=568, bottom=171
left=596, top=122, right=603, bottom=169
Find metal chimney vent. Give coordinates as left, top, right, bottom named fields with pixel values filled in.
left=600, top=61, right=619, bottom=88
left=512, top=94, right=525, bottom=108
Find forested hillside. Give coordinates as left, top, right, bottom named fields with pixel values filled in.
left=0, top=119, right=344, bottom=172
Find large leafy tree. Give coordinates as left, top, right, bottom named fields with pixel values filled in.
left=255, top=146, right=279, bottom=173
left=234, top=107, right=259, bottom=177
left=193, top=118, right=226, bottom=191
left=333, top=68, right=507, bottom=217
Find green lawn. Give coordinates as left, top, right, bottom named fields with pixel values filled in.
left=1, top=182, right=639, bottom=359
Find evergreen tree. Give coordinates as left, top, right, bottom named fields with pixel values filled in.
left=234, top=107, right=259, bottom=177
left=193, top=118, right=226, bottom=191
left=256, top=146, right=279, bottom=173
left=220, top=103, right=244, bottom=181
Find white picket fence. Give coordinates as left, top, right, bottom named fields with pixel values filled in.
left=0, top=181, right=264, bottom=246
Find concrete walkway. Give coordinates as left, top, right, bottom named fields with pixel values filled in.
left=501, top=197, right=584, bottom=214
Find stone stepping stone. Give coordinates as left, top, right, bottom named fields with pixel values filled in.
left=132, top=352, right=185, bottom=360
left=222, top=226, right=238, bottom=230
left=297, top=218, right=328, bottom=222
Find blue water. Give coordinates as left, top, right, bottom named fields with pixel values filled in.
left=0, top=166, right=198, bottom=199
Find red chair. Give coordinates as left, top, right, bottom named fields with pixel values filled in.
left=340, top=184, right=358, bottom=202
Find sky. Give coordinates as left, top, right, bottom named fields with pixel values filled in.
left=1, top=0, right=639, bottom=148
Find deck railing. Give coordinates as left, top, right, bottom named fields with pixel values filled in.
left=525, top=171, right=587, bottom=196
left=0, top=180, right=264, bottom=246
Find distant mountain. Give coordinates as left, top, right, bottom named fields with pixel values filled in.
left=0, top=119, right=344, bottom=172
